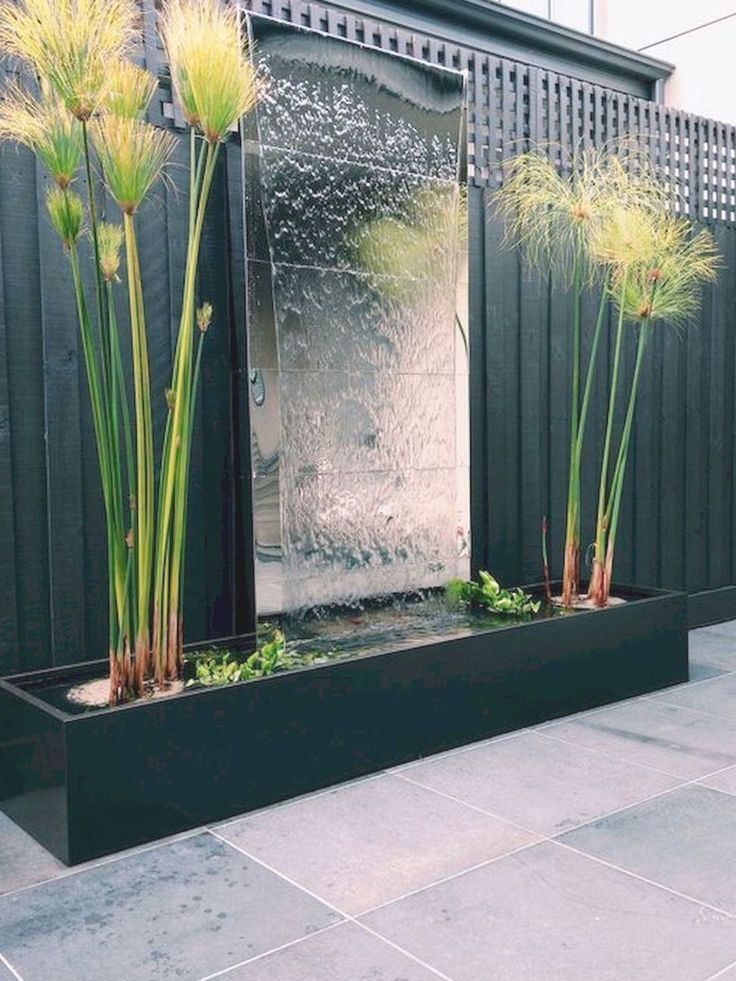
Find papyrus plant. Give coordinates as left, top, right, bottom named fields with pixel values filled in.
left=494, top=146, right=666, bottom=605
left=586, top=209, right=720, bottom=605
left=0, top=0, right=257, bottom=701
left=155, top=0, right=257, bottom=684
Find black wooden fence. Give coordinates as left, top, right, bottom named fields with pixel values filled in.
left=1, top=0, right=735, bottom=674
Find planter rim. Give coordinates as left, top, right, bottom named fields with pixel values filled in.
left=1, top=581, right=686, bottom=723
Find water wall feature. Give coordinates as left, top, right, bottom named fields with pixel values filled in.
left=244, top=15, right=467, bottom=614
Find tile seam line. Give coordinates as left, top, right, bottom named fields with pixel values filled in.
left=215, top=724, right=538, bottom=830
left=534, top=725, right=688, bottom=778
left=229, top=756, right=728, bottom=925
left=210, top=798, right=736, bottom=978
left=550, top=838, right=736, bottom=921
left=540, top=667, right=736, bottom=730
left=207, top=829, right=458, bottom=981
left=542, top=708, right=736, bottom=773
left=0, top=827, right=205, bottom=903
left=357, top=774, right=736, bottom=923
left=534, top=690, right=669, bottom=729
left=0, top=952, right=24, bottom=981
left=391, top=757, right=736, bottom=842
left=648, top=694, right=736, bottom=724
left=0, top=705, right=640, bottom=906
left=705, top=953, right=736, bottom=981
left=699, top=782, right=736, bottom=798
left=353, top=838, right=544, bottom=919
left=390, top=726, right=537, bottom=772
left=211, top=772, right=387, bottom=830
left=194, top=921, right=345, bottom=981
left=535, top=727, right=698, bottom=779
left=387, top=769, right=546, bottom=839
left=392, top=665, right=736, bottom=778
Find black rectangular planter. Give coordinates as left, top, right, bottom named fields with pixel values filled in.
left=688, top=585, right=736, bottom=629
left=0, top=586, right=688, bottom=865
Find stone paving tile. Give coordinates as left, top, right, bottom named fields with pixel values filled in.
left=700, top=765, right=736, bottom=797
left=361, top=841, right=736, bottom=981
left=0, top=959, right=19, bottom=981
left=0, top=813, right=219, bottom=900
left=690, top=662, right=727, bottom=682
left=217, top=772, right=538, bottom=915
left=546, top=698, right=736, bottom=778
left=689, top=628, right=736, bottom=676
left=653, top=672, right=736, bottom=720
left=222, top=921, right=441, bottom=980
left=561, top=785, right=736, bottom=914
left=708, top=963, right=736, bottom=980
left=400, top=730, right=679, bottom=836
left=0, top=811, right=66, bottom=896
left=701, top=621, right=736, bottom=641
left=0, top=832, right=339, bottom=981
left=390, top=727, right=530, bottom=774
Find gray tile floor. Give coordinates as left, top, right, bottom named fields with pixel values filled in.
left=3, top=624, right=736, bottom=980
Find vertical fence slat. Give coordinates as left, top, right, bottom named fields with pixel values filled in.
left=659, top=325, right=686, bottom=589
left=225, top=141, right=257, bottom=635
left=685, top=247, right=708, bottom=590
left=518, top=65, right=548, bottom=581
left=0, top=181, right=18, bottom=673
left=467, top=183, right=487, bottom=573
left=36, top=163, right=87, bottom=664
left=708, top=224, right=731, bottom=584
left=0, top=146, right=52, bottom=671
left=485, top=198, right=520, bottom=584
left=197, top=158, right=237, bottom=639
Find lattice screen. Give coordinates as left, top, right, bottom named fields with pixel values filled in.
left=233, top=0, right=736, bottom=224
left=3, top=0, right=731, bottom=220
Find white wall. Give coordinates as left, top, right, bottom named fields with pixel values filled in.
left=596, top=0, right=736, bottom=124
left=496, top=0, right=592, bottom=32
left=500, top=0, right=736, bottom=124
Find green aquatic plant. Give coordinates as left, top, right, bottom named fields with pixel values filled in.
left=152, top=0, right=259, bottom=687
left=187, top=630, right=291, bottom=687
left=0, top=0, right=137, bottom=121
left=587, top=210, right=720, bottom=606
left=0, top=82, right=83, bottom=189
left=188, top=650, right=247, bottom=686
left=91, top=111, right=176, bottom=694
left=494, top=146, right=666, bottom=606
left=446, top=571, right=541, bottom=616
left=103, top=60, right=159, bottom=120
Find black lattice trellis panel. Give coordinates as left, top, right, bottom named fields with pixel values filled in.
left=4, top=0, right=733, bottom=221
left=239, top=0, right=736, bottom=225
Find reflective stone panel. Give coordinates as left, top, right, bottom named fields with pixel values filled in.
left=245, top=14, right=467, bottom=614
